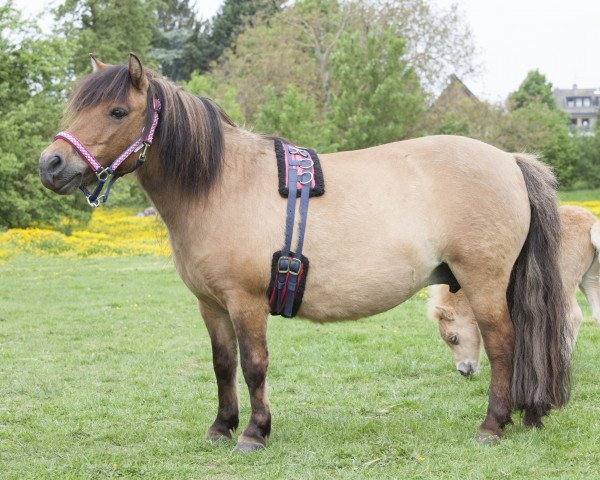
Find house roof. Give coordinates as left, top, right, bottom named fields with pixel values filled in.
left=553, top=87, right=600, bottom=116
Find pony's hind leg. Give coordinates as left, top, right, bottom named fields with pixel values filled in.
left=200, top=300, right=240, bottom=442
left=226, top=292, right=271, bottom=452
left=475, top=300, right=515, bottom=440
left=459, top=281, right=515, bottom=442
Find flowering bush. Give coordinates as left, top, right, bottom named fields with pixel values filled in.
left=0, top=209, right=169, bottom=259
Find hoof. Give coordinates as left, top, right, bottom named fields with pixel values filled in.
left=522, top=418, right=544, bottom=429
left=233, top=435, right=265, bottom=453
left=206, top=427, right=232, bottom=443
left=522, top=410, right=544, bottom=429
left=473, top=429, right=500, bottom=446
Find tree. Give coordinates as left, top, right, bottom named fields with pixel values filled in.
left=211, top=12, right=321, bottom=121
left=182, top=0, right=283, bottom=78
left=431, top=112, right=470, bottom=136
left=212, top=0, right=476, bottom=123
left=55, top=0, right=156, bottom=75
left=502, top=70, right=575, bottom=187
left=369, top=0, right=478, bottom=93
left=508, top=69, right=557, bottom=111
left=209, top=0, right=282, bottom=62
left=149, top=0, right=202, bottom=81
left=572, top=132, right=600, bottom=189
left=283, top=0, right=353, bottom=104
left=254, top=85, right=332, bottom=150
left=502, top=104, right=577, bottom=186
left=328, top=28, right=425, bottom=150
left=184, top=71, right=245, bottom=124
left=0, top=3, right=91, bottom=229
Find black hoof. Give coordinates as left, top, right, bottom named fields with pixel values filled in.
left=206, top=427, right=233, bottom=442
left=473, top=429, right=500, bottom=445
left=233, top=435, right=265, bottom=452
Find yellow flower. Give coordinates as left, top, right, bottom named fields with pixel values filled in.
left=0, top=208, right=170, bottom=258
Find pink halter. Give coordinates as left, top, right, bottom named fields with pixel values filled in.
left=53, top=95, right=161, bottom=206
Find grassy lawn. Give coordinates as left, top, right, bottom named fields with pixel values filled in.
left=558, top=188, right=600, bottom=202
left=1, top=255, right=600, bottom=479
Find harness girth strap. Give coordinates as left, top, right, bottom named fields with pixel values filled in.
left=283, top=179, right=310, bottom=317
left=269, top=142, right=320, bottom=318
left=282, top=167, right=299, bottom=257
left=273, top=163, right=298, bottom=314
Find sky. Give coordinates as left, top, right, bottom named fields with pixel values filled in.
left=434, top=0, right=600, bottom=102
left=14, top=0, right=600, bottom=102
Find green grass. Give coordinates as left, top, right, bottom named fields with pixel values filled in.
left=1, top=255, right=600, bottom=479
left=558, top=188, right=600, bottom=202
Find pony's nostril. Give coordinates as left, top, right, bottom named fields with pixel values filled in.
left=457, top=362, right=474, bottom=377
left=48, top=154, right=65, bottom=174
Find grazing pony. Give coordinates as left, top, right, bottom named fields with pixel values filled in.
left=430, top=205, right=600, bottom=376
left=38, top=54, right=571, bottom=449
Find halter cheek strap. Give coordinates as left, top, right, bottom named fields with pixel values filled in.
left=53, top=96, right=161, bottom=207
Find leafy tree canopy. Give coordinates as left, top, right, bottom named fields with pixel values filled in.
left=508, top=69, right=557, bottom=111
left=56, top=0, right=156, bottom=75
left=0, top=3, right=90, bottom=229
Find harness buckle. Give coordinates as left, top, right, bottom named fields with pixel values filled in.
left=289, top=258, right=302, bottom=275
left=139, top=142, right=150, bottom=160
left=95, top=168, right=111, bottom=182
left=277, top=256, right=291, bottom=273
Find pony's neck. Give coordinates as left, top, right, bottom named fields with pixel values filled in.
left=135, top=121, right=273, bottom=230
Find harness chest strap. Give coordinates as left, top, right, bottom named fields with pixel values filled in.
left=53, top=96, right=162, bottom=207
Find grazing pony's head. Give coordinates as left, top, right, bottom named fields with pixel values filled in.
left=39, top=54, right=233, bottom=199
left=427, top=285, right=482, bottom=376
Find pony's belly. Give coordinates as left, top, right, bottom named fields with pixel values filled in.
left=296, top=262, right=427, bottom=322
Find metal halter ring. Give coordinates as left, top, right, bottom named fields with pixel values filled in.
left=288, top=147, right=309, bottom=157
left=86, top=196, right=101, bottom=208
left=299, top=158, right=314, bottom=169
left=298, top=171, right=313, bottom=185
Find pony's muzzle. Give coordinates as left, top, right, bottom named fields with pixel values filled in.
left=457, top=361, right=476, bottom=377
left=39, top=148, right=84, bottom=194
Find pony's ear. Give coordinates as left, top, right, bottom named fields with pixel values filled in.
left=89, top=54, right=108, bottom=72
left=435, top=305, right=454, bottom=321
left=128, top=52, right=148, bottom=91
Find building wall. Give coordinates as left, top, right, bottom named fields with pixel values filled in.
left=552, top=86, right=600, bottom=132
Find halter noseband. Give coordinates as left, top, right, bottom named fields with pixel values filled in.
left=54, top=96, right=161, bottom=207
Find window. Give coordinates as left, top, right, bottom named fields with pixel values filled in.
left=583, top=97, right=591, bottom=107
left=576, top=98, right=583, bottom=107
left=567, top=98, right=575, bottom=108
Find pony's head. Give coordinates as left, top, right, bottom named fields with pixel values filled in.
left=39, top=54, right=151, bottom=195
left=40, top=54, right=232, bottom=202
left=427, top=285, right=482, bottom=376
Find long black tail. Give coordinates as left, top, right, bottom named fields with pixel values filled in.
left=508, top=154, right=571, bottom=418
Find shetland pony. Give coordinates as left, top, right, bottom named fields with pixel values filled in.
left=39, top=54, right=571, bottom=449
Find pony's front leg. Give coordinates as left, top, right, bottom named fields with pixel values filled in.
left=199, top=300, right=240, bottom=442
left=227, top=293, right=271, bottom=452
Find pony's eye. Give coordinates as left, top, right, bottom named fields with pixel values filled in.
left=110, top=108, right=128, bottom=119
left=449, top=334, right=459, bottom=345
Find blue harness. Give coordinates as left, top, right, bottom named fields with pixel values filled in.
left=268, top=140, right=324, bottom=318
